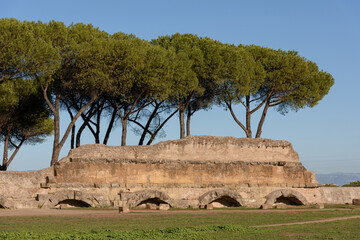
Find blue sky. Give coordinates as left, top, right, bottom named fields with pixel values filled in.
left=1, top=0, right=360, bottom=174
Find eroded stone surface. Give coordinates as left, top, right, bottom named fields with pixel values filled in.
left=353, top=199, right=360, bottom=206
left=119, top=205, right=130, bottom=213
left=314, top=203, right=324, bottom=209
left=1, top=136, right=360, bottom=209
left=66, top=136, right=300, bottom=163
left=205, top=204, right=213, bottom=210
left=54, top=136, right=317, bottom=187
left=159, top=204, right=170, bottom=210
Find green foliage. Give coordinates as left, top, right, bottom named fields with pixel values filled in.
left=0, top=19, right=62, bottom=86
left=152, top=33, right=200, bottom=100
left=342, top=181, right=360, bottom=187
left=0, top=79, right=53, bottom=135
left=0, top=79, right=53, bottom=168
left=217, top=44, right=334, bottom=137
left=249, top=46, right=334, bottom=113
left=0, top=19, right=335, bottom=164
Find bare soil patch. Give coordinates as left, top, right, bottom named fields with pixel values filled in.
left=0, top=207, right=356, bottom=218
left=255, top=215, right=360, bottom=227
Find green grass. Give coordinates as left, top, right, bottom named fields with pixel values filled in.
left=0, top=208, right=359, bottom=239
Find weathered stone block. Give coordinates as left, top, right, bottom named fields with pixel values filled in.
left=119, top=205, right=130, bottom=213
left=36, top=194, right=49, bottom=202
left=205, top=203, right=213, bottom=210
left=188, top=204, right=199, bottom=209
left=353, top=199, right=360, bottom=206
left=159, top=204, right=170, bottom=210
left=275, top=204, right=288, bottom=209
left=59, top=203, right=72, bottom=209
left=146, top=203, right=157, bottom=210
left=314, top=203, right=324, bottom=209
left=261, top=204, right=273, bottom=209
left=40, top=183, right=50, bottom=188
left=46, top=176, right=57, bottom=183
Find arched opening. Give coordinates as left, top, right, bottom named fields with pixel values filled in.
left=125, top=190, right=174, bottom=208
left=199, top=189, right=245, bottom=208
left=43, top=190, right=99, bottom=209
left=210, top=196, right=241, bottom=208
left=0, top=204, right=4, bottom=209
left=56, top=199, right=91, bottom=208
left=136, top=197, right=171, bottom=209
left=264, top=189, right=308, bottom=207
left=275, top=196, right=303, bottom=206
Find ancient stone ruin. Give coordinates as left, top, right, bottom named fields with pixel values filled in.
left=1, top=136, right=360, bottom=209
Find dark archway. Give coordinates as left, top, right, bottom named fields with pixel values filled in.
left=125, top=190, right=174, bottom=208
left=57, top=199, right=91, bottom=208
left=44, top=190, right=98, bottom=208
left=199, top=189, right=244, bottom=207
left=137, top=197, right=169, bottom=206
left=210, top=196, right=241, bottom=207
left=275, top=196, right=303, bottom=205
left=264, top=189, right=308, bottom=206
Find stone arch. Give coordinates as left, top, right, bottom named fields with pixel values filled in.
left=124, top=190, right=174, bottom=208
left=43, top=190, right=102, bottom=208
left=264, top=189, right=308, bottom=206
left=0, top=194, right=15, bottom=209
left=199, top=189, right=245, bottom=207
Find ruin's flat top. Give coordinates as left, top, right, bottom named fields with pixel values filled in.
left=64, top=136, right=299, bottom=163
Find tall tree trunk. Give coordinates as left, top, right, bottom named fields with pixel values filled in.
left=103, top=108, right=117, bottom=145
left=2, top=130, right=9, bottom=168
left=178, top=91, right=195, bottom=139
left=95, top=111, right=101, bottom=144
left=186, top=107, right=191, bottom=137
left=76, top=120, right=87, bottom=148
left=245, top=96, right=252, bottom=138
left=50, top=93, right=61, bottom=166
left=94, top=100, right=105, bottom=144
left=70, top=125, right=75, bottom=149
left=65, top=104, right=75, bottom=149
left=138, top=102, right=161, bottom=145
left=179, top=108, right=185, bottom=139
left=51, top=146, right=61, bottom=166
left=121, top=119, right=127, bottom=146
left=225, top=101, right=249, bottom=137
left=51, top=94, right=98, bottom=165
left=255, top=100, right=270, bottom=138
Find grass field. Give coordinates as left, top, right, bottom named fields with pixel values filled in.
left=0, top=207, right=360, bottom=239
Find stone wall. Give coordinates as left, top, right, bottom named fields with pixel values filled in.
left=55, top=136, right=315, bottom=187
left=0, top=168, right=52, bottom=208
left=1, top=136, right=360, bottom=209
left=54, top=160, right=316, bottom=187
left=321, top=187, right=360, bottom=204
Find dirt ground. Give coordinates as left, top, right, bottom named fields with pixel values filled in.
left=0, top=208, right=353, bottom=217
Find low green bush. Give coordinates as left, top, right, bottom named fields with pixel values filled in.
left=342, top=181, right=360, bottom=187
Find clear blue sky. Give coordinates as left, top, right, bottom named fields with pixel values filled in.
left=1, top=0, right=359, bottom=174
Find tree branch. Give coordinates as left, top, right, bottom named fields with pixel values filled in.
left=225, top=100, right=248, bottom=135
left=57, top=94, right=98, bottom=150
